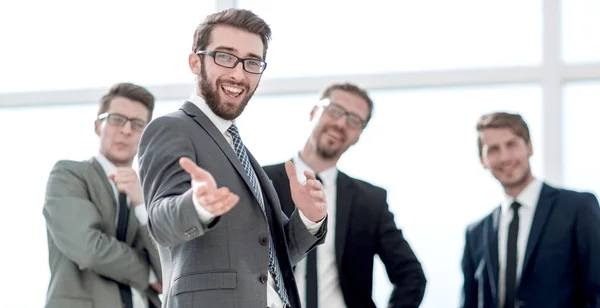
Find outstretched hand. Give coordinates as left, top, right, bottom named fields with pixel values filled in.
left=285, top=160, right=327, bottom=222
left=179, top=157, right=240, bottom=216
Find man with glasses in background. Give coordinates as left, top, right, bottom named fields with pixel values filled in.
left=43, top=82, right=162, bottom=308
left=264, top=82, right=427, bottom=308
left=137, top=8, right=328, bottom=308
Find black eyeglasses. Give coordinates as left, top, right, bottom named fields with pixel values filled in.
left=98, top=113, right=147, bottom=132
left=197, top=50, right=267, bottom=74
left=319, top=99, right=367, bottom=130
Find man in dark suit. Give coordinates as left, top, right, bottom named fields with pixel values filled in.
left=264, top=82, right=427, bottom=308
left=461, top=112, right=600, bottom=308
left=137, top=9, right=328, bottom=308
left=43, top=83, right=162, bottom=308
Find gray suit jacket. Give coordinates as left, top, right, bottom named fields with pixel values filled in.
left=138, top=102, right=327, bottom=308
left=43, top=158, right=162, bottom=308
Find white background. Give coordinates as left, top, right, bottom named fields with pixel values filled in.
left=0, top=0, right=599, bottom=307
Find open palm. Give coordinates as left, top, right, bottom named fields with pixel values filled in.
left=285, top=160, right=327, bottom=222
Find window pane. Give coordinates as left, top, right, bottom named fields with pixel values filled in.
left=237, top=85, right=543, bottom=307
left=562, top=0, right=600, bottom=63
left=0, top=98, right=189, bottom=306
left=563, top=81, right=600, bottom=194
left=0, top=0, right=216, bottom=94
left=0, top=104, right=98, bottom=307
left=237, top=0, right=542, bottom=79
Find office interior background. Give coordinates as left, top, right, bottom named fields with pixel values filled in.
left=1, top=0, right=599, bottom=307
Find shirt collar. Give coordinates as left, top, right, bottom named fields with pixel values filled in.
left=501, top=177, right=543, bottom=214
left=292, top=153, right=338, bottom=187
left=94, top=153, right=116, bottom=178
left=189, top=93, right=233, bottom=136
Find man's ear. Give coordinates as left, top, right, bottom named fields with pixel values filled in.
left=189, top=52, right=201, bottom=75
left=480, top=156, right=488, bottom=170
left=309, top=106, right=319, bottom=121
left=94, top=119, right=101, bottom=136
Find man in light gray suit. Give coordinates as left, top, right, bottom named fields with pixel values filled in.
left=138, top=9, right=328, bottom=308
left=43, top=83, right=162, bottom=308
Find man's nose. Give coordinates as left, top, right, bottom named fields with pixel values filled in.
left=498, top=148, right=512, bottom=163
left=334, top=114, right=348, bottom=128
left=120, top=120, right=133, bottom=134
left=229, top=61, right=246, bottom=80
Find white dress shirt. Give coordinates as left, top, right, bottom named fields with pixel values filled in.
left=94, top=154, right=158, bottom=308
left=187, top=94, right=324, bottom=308
left=292, top=155, right=347, bottom=308
left=497, top=178, right=543, bottom=308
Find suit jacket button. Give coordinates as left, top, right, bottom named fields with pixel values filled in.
left=259, top=274, right=268, bottom=284
left=259, top=236, right=268, bottom=246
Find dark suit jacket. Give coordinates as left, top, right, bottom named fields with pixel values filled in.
left=43, top=158, right=162, bottom=308
left=138, top=102, right=327, bottom=308
left=264, top=162, right=427, bottom=308
left=461, top=183, right=600, bottom=308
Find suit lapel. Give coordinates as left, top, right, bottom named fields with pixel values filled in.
left=90, top=158, right=117, bottom=206
left=248, top=151, right=276, bottom=219
left=269, top=162, right=295, bottom=216
left=522, top=184, right=558, bottom=273
left=126, top=204, right=140, bottom=243
left=89, top=158, right=118, bottom=232
left=335, top=172, right=355, bottom=270
left=89, top=157, right=139, bottom=242
left=485, top=207, right=501, bottom=301
left=180, top=102, right=257, bottom=202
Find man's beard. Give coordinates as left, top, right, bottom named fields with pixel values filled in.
left=199, top=65, right=256, bottom=120
left=316, top=144, right=340, bottom=159
left=500, top=165, right=532, bottom=189
left=315, top=126, right=346, bottom=159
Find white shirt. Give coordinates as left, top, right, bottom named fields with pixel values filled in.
left=188, top=94, right=325, bottom=308
left=292, top=155, right=347, bottom=308
left=497, top=178, right=543, bottom=308
left=95, top=154, right=158, bottom=308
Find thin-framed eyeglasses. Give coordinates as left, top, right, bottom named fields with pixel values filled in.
left=97, top=113, right=147, bottom=132
left=196, top=50, right=267, bottom=74
left=319, top=99, right=367, bottom=130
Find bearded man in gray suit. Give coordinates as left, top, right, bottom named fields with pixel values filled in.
left=43, top=83, right=162, bottom=308
left=138, top=9, right=328, bottom=308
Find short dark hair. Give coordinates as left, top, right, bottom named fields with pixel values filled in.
left=192, top=9, right=272, bottom=59
left=98, top=83, right=155, bottom=121
left=319, top=82, right=374, bottom=126
left=476, top=112, right=531, bottom=157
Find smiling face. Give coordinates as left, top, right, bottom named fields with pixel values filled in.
left=479, top=127, right=534, bottom=191
left=309, top=89, right=370, bottom=160
left=189, top=25, right=264, bottom=120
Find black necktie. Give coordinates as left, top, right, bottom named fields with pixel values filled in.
left=505, top=201, right=521, bottom=308
left=116, top=193, right=130, bottom=241
left=116, top=192, right=133, bottom=308
left=306, top=174, right=323, bottom=308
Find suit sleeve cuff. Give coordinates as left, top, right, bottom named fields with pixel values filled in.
left=299, top=210, right=325, bottom=235
left=193, top=196, right=216, bottom=226
left=134, top=203, right=149, bottom=225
